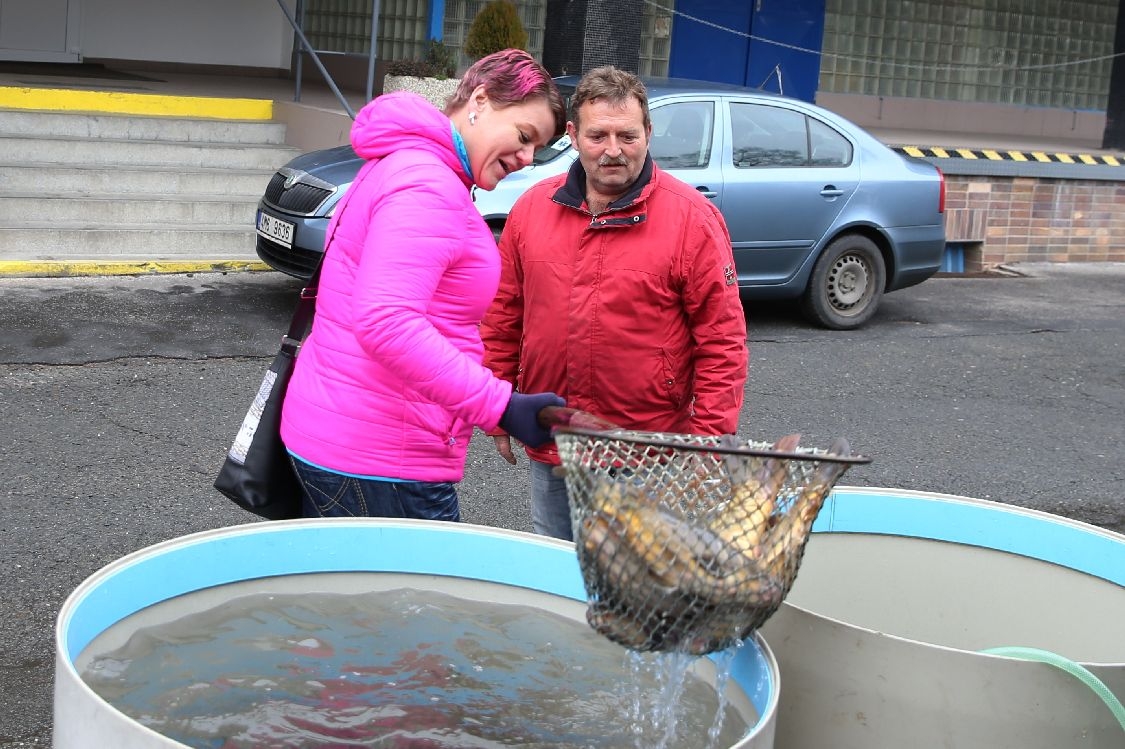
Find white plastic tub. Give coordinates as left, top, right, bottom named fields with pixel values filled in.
left=761, top=487, right=1125, bottom=749
left=55, top=519, right=780, bottom=748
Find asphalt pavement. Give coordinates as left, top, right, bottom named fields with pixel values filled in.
left=1, top=263, right=1123, bottom=747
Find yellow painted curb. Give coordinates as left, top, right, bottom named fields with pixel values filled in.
left=0, top=260, right=272, bottom=278
left=0, top=86, right=273, bottom=120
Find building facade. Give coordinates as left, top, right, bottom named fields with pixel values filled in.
left=1, top=0, right=1118, bottom=144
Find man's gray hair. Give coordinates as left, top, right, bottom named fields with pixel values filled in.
left=570, top=66, right=651, bottom=130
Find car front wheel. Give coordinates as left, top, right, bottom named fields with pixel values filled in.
left=801, top=235, right=886, bottom=330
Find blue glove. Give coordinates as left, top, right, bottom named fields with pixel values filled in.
left=499, top=392, right=566, bottom=448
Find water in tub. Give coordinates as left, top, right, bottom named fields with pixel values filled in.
left=78, top=575, right=755, bottom=748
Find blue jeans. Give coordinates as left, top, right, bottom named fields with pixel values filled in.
left=530, top=459, right=574, bottom=541
left=291, top=458, right=459, bottom=521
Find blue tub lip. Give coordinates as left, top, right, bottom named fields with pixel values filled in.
left=55, top=518, right=781, bottom=736
left=58, top=519, right=586, bottom=661
left=818, top=487, right=1125, bottom=588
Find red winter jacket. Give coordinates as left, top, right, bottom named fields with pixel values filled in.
left=481, top=156, right=748, bottom=464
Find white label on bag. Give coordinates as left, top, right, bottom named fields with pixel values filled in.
left=228, top=369, right=278, bottom=465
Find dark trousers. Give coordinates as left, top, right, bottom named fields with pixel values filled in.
left=291, top=458, right=459, bottom=521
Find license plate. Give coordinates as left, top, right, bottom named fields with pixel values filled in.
left=256, top=211, right=295, bottom=249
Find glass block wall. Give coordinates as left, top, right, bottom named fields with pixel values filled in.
left=300, top=0, right=547, bottom=71
left=638, top=0, right=672, bottom=77
left=443, top=0, right=546, bottom=72
left=302, top=0, right=431, bottom=62
left=819, top=0, right=1117, bottom=110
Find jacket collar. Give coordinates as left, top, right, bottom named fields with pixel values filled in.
left=553, top=153, right=655, bottom=213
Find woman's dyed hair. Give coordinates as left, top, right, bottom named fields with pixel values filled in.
left=445, top=49, right=566, bottom=137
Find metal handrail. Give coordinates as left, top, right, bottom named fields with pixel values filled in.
left=274, top=0, right=368, bottom=120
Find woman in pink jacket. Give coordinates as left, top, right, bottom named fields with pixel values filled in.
left=280, top=50, right=566, bottom=520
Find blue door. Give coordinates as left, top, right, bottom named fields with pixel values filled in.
left=669, top=0, right=826, bottom=103
left=668, top=1, right=751, bottom=87
left=744, top=1, right=826, bottom=101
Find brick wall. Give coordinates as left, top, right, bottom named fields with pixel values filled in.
left=944, top=176, right=1125, bottom=270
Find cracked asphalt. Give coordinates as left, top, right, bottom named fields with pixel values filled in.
left=1, top=263, right=1122, bottom=746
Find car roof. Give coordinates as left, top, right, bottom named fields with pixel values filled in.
left=552, top=74, right=778, bottom=99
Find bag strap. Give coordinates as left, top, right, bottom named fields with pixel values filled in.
left=282, top=157, right=379, bottom=347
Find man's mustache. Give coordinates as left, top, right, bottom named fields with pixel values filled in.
left=598, top=155, right=629, bottom=166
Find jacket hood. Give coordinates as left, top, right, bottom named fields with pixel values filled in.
left=351, top=91, right=469, bottom=185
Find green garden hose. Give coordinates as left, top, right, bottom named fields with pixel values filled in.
left=981, top=646, right=1125, bottom=735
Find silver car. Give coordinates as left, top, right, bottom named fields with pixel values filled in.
left=255, top=77, right=946, bottom=330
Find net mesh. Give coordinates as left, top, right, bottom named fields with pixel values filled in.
left=555, top=428, right=867, bottom=655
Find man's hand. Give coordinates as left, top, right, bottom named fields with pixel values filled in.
left=493, top=434, right=517, bottom=465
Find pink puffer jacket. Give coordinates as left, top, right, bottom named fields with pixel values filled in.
left=280, top=92, right=512, bottom=481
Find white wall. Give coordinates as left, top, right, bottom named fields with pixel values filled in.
left=82, top=0, right=295, bottom=69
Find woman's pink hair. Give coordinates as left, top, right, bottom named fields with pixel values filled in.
left=445, top=49, right=565, bottom=136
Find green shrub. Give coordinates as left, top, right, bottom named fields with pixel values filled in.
left=386, top=40, right=457, bottom=80
left=464, top=0, right=528, bottom=60
left=424, top=39, right=457, bottom=79
left=386, top=58, right=436, bottom=78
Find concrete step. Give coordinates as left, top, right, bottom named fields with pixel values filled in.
left=0, top=162, right=273, bottom=196
left=0, top=109, right=288, bottom=144
left=3, top=133, right=299, bottom=169
left=0, top=193, right=259, bottom=225
left=0, top=105, right=288, bottom=263
left=0, top=225, right=256, bottom=257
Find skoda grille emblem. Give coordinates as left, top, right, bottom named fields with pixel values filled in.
left=283, top=173, right=300, bottom=190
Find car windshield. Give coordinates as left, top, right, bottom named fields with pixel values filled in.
left=532, top=83, right=576, bottom=165
left=533, top=134, right=572, bottom=165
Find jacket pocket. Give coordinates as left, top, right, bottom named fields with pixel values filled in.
left=405, top=399, right=459, bottom=447
left=660, top=349, right=690, bottom=410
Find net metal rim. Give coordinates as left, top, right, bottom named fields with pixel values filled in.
left=553, top=426, right=872, bottom=465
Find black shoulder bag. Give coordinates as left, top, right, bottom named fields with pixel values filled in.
left=213, top=264, right=321, bottom=520
left=214, top=160, right=373, bottom=519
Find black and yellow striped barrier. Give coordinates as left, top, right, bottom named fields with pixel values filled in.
left=893, top=145, right=1122, bottom=166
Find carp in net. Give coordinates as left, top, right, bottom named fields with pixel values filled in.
left=551, top=420, right=869, bottom=656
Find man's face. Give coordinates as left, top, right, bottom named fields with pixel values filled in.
left=566, top=96, right=651, bottom=200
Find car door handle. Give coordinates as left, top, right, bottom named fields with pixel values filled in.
left=820, top=186, right=845, bottom=198
left=695, top=187, right=718, bottom=199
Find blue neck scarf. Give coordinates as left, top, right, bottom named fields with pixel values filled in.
left=451, top=123, right=473, bottom=182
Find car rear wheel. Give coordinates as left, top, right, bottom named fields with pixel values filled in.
left=801, top=234, right=886, bottom=330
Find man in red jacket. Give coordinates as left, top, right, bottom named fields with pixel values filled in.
left=480, top=66, right=749, bottom=540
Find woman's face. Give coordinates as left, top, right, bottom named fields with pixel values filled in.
left=466, top=92, right=557, bottom=191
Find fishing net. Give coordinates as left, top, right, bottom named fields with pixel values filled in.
left=554, top=426, right=869, bottom=655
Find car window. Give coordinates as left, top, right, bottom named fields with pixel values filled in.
left=650, top=101, right=714, bottom=169
left=809, top=118, right=853, bottom=167
left=531, top=83, right=577, bottom=166
left=730, top=103, right=809, bottom=168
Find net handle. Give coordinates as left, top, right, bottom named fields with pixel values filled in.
left=553, top=426, right=873, bottom=466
